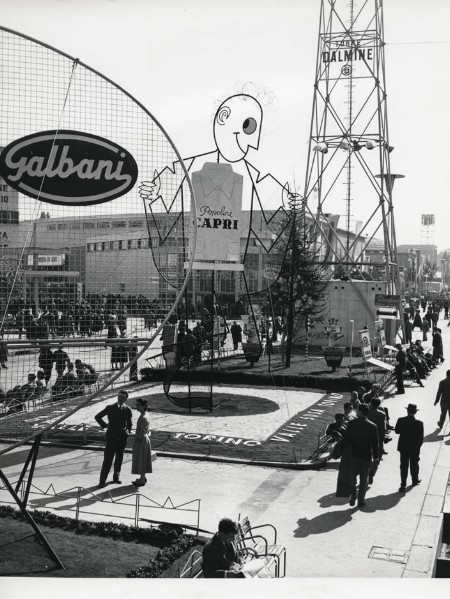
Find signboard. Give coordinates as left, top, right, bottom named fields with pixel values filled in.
left=360, top=329, right=372, bottom=360
left=0, top=130, right=138, bottom=206
left=37, top=254, right=65, bottom=266
left=374, top=294, right=400, bottom=307
left=421, top=214, right=435, bottom=226
left=191, top=163, right=242, bottom=263
left=0, top=166, right=19, bottom=248
left=0, top=175, right=19, bottom=212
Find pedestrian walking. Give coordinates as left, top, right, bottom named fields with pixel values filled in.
left=95, top=390, right=132, bottom=488
left=342, top=403, right=379, bottom=508
left=128, top=336, right=139, bottom=381
left=0, top=331, right=8, bottom=369
left=230, top=321, right=242, bottom=350
left=395, top=403, right=424, bottom=492
left=38, top=343, right=54, bottom=385
left=432, top=328, right=444, bottom=364
left=422, top=317, right=430, bottom=342
left=412, top=310, right=422, bottom=332
left=435, top=369, right=450, bottom=430
left=394, top=344, right=406, bottom=395
left=131, top=397, right=152, bottom=487
left=53, top=343, right=70, bottom=377
left=367, top=397, right=387, bottom=485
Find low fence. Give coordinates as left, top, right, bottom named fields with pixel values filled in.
left=0, top=478, right=202, bottom=534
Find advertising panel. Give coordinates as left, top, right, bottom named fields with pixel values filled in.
left=0, top=167, right=19, bottom=248
left=191, top=163, right=242, bottom=263
left=360, top=329, right=372, bottom=360
left=421, top=214, right=435, bottom=226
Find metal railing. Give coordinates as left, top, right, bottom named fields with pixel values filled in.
left=0, top=479, right=201, bottom=534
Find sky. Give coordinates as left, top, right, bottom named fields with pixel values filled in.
left=1, top=0, right=450, bottom=251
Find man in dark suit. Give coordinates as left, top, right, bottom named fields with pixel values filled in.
left=394, top=344, right=406, bottom=394
left=202, top=518, right=244, bottom=578
left=435, top=369, right=450, bottom=430
left=367, top=397, right=387, bottom=485
left=395, top=403, right=424, bottom=493
left=343, top=403, right=379, bottom=508
left=95, top=390, right=132, bottom=488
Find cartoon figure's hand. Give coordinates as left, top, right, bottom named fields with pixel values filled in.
left=139, top=172, right=161, bottom=206
left=282, top=182, right=302, bottom=208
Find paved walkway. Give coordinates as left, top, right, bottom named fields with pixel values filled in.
left=1, top=326, right=450, bottom=589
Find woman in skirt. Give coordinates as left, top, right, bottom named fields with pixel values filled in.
left=131, top=397, right=152, bottom=486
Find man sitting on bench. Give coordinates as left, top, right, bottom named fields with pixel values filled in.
left=202, top=518, right=245, bottom=578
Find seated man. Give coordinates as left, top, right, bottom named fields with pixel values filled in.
left=19, top=373, right=38, bottom=405
left=350, top=391, right=361, bottom=410
left=343, top=402, right=357, bottom=422
left=362, top=383, right=381, bottom=405
left=74, top=359, right=98, bottom=385
left=52, top=363, right=81, bottom=400
left=326, top=413, right=347, bottom=439
left=5, top=385, right=24, bottom=414
left=202, top=518, right=245, bottom=578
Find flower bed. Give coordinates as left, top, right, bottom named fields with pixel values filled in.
left=0, top=505, right=203, bottom=578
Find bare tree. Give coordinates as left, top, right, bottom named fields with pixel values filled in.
left=266, top=202, right=327, bottom=367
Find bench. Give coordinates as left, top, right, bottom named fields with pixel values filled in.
left=178, top=543, right=267, bottom=578
left=237, top=516, right=286, bottom=577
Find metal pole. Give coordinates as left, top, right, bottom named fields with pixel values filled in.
left=0, top=469, right=64, bottom=570
left=76, top=487, right=81, bottom=521
left=349, top=319, right=354, bottom=376
left=135, top=493, right=140, bottom=528
left=305, top=316, right=309, bottom=362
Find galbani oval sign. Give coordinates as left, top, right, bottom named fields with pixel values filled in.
left=0, top=130, right=138, bottom=206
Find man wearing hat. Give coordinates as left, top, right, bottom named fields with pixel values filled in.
left=394, top=404, right=424, bottom=493
left=435, top=369, right=450, bottom=429
left=343, top=403, right=379, bottom=508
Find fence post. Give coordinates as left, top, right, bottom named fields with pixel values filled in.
left=76, top=487, right=81, bottom=521
left=135, top=493, right=140, bottom=528
left=196, top=500, right=200, bottom=537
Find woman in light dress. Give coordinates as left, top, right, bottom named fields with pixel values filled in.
left=131, top=397, right=152, bottom=487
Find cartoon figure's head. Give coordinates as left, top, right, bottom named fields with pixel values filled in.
left=213, top=94, right=263, bottom=163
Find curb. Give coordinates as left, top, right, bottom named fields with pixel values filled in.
left=10, top=437, right=329, bottom=471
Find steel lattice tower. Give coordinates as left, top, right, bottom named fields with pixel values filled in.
left=303, top=0, right=401, bottom=297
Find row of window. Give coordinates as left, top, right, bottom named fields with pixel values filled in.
left=0, top=211, right=19, bottom=224
left=47, top=219, right=145, bottom=231
left=87, top=238, right=149, bottom=252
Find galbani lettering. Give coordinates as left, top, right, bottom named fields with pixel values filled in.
left=6, top=144, right=131, bottom=184
left=0, top=130, right=138, bottom=206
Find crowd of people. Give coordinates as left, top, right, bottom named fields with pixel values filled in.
left=3, top=293, right=256, bottom=340
left=325, top=296, right=450, bottom=507
left=0, top=343, right=101, bottom=416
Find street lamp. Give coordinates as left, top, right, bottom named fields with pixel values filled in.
left=375, top=172, right=405, bottom=194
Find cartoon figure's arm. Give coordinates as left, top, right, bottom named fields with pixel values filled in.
left=139, top=151, right=217, bottom=245
left=244, top=161, right=299, bottom=254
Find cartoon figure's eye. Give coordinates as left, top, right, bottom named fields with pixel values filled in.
left=242, top=118, right=257, bottom=135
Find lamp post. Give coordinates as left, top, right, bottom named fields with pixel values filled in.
left=376, top=172, right=405, bottom=344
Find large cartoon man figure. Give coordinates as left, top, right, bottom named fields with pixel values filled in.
left=140, top=93, right=298, bottom=290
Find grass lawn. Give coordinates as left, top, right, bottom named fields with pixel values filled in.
left=0, top=514, right=173, bottom=577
